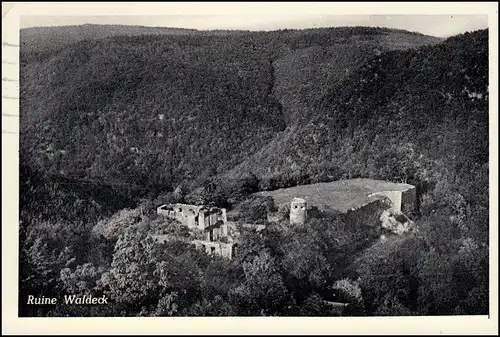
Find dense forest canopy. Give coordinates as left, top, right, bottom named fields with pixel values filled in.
left=20, top=26, right=441, bottom=190
left=19, top=25, right=489, bottom=317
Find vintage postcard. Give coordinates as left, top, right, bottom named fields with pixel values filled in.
left=2, top=2, right=498, bottom=335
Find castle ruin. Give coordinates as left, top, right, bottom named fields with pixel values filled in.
left=156, top=203, right=235, bottom=259
left=156, top=203, right=227, bottom=231
left=154, top=179, right=419, bottom=259
left=256, top=178, right=418, bottom=232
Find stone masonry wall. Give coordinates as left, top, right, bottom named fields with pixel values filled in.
left=341, top=198, right=392, bottom=228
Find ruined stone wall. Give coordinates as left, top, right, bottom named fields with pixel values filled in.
left=220, top=243, right=235, bottom=259
left=205, top=223, right=228, bottom=241
left=157, top=208, right=186, bottom=225
left=193, top=240, right=236, bottom=259
left=400, top=187, right=417, bottom=214
left=152, top=235, right=235, bottom=259
left=199, top=208, right=226, bottom=230
left=341, top=198, right=392, bottom=228
left=367, top=187, right=416, bottom=214
left=381, top=191, right=403, bottom=211
left=157, top=203, right=199, bottom=228
left=156, top=205, right=171, bottom=217
left=157, top=203, right=228, bottom=230
left=340, top=187, right=416, bottom=229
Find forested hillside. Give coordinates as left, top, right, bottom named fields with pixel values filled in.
left=21, top=24, right=203, bottom=56
left=19, top=25, right=489, bottom=317
left=20, top=26, right=440, bottom=191
left=231, top=30, right=488, bottom=191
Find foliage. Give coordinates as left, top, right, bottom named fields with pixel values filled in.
left=231, top=195, right=276, bottom=222
left=18, top=27, right=489, bottom=317
left=20, top=26, right=438, bottom=192
left=92, top=208, right=143, bottom=240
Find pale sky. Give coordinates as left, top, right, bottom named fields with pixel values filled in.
left=20, top=14, right=488, bottom=38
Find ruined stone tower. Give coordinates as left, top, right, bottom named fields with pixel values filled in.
left=290, top=197, right=307, bottom=225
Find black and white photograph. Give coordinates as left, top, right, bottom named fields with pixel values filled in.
left=2, top=1, right=498, bottom=334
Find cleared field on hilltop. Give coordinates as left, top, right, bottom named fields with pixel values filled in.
left=255, top=178, right=414, bottom=212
